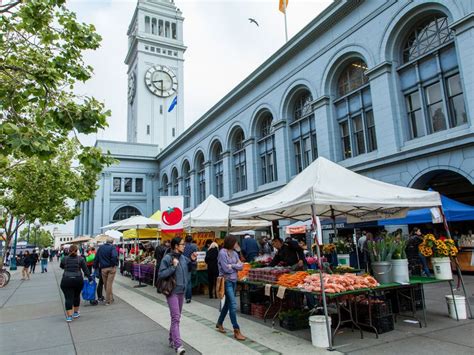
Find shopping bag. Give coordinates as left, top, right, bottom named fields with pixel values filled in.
left=216, top=276, right=225, bottom=299
left=156, top=276, right=176, bottom=296
left=82, top=278, right=97, bottom=301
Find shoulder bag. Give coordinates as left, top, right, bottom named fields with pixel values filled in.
left=156, top=255, right=176, bottom=296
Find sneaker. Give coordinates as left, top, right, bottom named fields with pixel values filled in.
left=176, top=346, right=185, bottom=354
left=168, top=341, right=174, bottom=349
left=185, top=299, right=191, bottom=304
left=66, top=316, right=73, bottom=322
left=73, top=312, right=80, bottom=319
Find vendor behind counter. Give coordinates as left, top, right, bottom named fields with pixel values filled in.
left=269, top=237, right=306, bottom=270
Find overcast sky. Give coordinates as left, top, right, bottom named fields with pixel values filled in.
left=56, top=0, right=332, bottom=233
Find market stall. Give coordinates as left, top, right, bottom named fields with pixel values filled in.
left=229, top=157, right=452, bottom=349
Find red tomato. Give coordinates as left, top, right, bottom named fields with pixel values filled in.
left=162, top=207, right=183, bottom=226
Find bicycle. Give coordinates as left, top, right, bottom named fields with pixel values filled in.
left=0, top=267, right=11, bottom=288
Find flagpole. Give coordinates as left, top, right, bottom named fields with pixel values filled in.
left=283, top=0, right=288, bottom=43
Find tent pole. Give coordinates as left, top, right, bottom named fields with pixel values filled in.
left=440, top=207, right=472, bottom=319
left=134, top=230, right=146, bottom=288
left=311, top=205, right=333, bottom=350
left=354, top=228, right=360, bottom=269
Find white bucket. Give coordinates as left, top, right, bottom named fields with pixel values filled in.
left=391, top=259, right=409, bottom=284
left=433, top=257, right=452, bottom=280
left=372, top=261, right=393, bottom=284
left=445, top=295, right=467, bottom=320
left=309, top=315, right=332, bottom=348
left=337, top=254, right=350, bottom=266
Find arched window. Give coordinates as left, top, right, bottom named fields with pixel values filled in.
left=158, top=20, right=163, bottom=36
left=171, top=168, right=179, bottom=196
left=165, top=21, right=170, bottom=38
left=258, top=113, right=277, bottom=184
left=113, top=206, right=140, bottom=221
left=211, top=142, right=224, bottom=198
left=182, top=161, right=191, bottom=208
left=232, top=129, right=247, bottom=193
left=145, top=16, right=150, bottom=33
left=334, top=60, right=376, bottom=159
left=195, top=152, right=206, bottom=204
left=172, top=23, right=177, bottom=39
left=161, top=174, right=169, bottom=196
left=291, top=92, right=317, bottom=173
left=399, top=15, right=466, bottom=139
left=151, top=18, right=157, bottom=35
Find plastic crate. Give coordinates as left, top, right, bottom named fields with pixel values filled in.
left=279, top=313, right=309, bottom=331
left=240, top=303, right=251, bottom=315
left=357, top=301, right=392, bottom=320
left=388, top=288, right=423, bottom=313
left=364, top=315, right=394, bottom=334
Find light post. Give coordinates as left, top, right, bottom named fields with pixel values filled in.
left=34, top=220, right=41, bottom=248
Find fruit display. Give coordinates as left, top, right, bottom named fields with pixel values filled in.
left=248, top=267, right=291, bottom=283
left=277, top=271, right=309, bottom=288
left=238, top=263, right=251, bottom=281
left=297, top=273, right=379, bottom=293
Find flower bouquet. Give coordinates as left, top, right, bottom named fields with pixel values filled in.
left=419, top=234, right=458, bottom=280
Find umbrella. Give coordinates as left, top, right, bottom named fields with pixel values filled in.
left=104, top=229, right=123, bottom=239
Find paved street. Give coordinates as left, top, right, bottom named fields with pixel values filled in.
left=1, top=260, right=473, bottom=355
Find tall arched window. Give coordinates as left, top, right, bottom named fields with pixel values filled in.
left=211, top=142, right=224, bottom=198
left=291, top=92, right=317, bottom=172
left=334, top=59, right=376, bottom=159
left=232, top=129, right=247, bottom=193
left=158, top=20, right=163, bottom=36
left=182, top=160, right=191, bottom=208
left=151, top=18, right=157, bottom=35
left=145, top=16, right=150, bottom=33
left=399, top=15, right=467, bottom=139
left=195, top=152, right=206, bottom=204
left=172, top=23, right=177, bottom=39
left=113, top=206, right=140, bottom=221
left=171, top=168, right=179, bottom=196
left=165, top=21, right=170, bottom=38
left=161, top=174, right=169, bottom=196
left=258, top=113, right=277, bottom=184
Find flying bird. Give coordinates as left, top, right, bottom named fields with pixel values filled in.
left=248, top=18, right=259, bottom=27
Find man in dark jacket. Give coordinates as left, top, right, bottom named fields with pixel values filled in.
left=241, top=234, right=260, bottom=262
left=94, top=238, right=118, bottom=305
left=269, top=237, right=305, bottom=270
left=30, top=250, right=39, bottom=273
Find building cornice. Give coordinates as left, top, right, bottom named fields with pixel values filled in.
left=312, top=95, right=330, bottom=110
left=365, top=61, right=393, bottom=80
left=450, top=12, right=474, bottom=36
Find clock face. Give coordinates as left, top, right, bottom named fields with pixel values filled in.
left=145, top=65, right=178, bottom=97
left=128, top=72, right=136, bottom=103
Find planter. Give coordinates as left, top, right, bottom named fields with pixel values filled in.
left=372, top=261, right=392, bottom=284
left=337, top=254, right=350, bottom=266
left=432, top=257, right=452, bottom=280
left=391, top=259, right=409, bottom=284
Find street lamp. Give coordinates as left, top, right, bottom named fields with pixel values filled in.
left=34, top=219, right=41, bottom=248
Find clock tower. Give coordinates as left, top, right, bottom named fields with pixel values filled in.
left=125, top=0, right=185, bottom=149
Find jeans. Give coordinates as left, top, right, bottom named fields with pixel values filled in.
left=185, top=275, right=192, bottom=301
left=217, top=280, right=239, bottom=329
left=40, top=259, right=48, bottom=272
left=419, top=253, right=431, bottom=277
left=101, top=267, right=117, bottom=303
left=167, top=293, right=184, bottom=349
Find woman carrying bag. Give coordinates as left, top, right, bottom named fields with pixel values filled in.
left=205, top=242, right=219, bottom=299
left=158, top=237, right=197, bottom=355
left=215, top=235, right=246, bottom=341
left=60, top=245, right=91, bottom=322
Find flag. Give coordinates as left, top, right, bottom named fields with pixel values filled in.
left=168, top=96, right=177, bottom=113
left=279, top=0, right=288, bottom=13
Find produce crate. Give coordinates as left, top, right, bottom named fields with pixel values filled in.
left=279, top=310, right=310, bottom=331
left=240, top=289, right=250, bottom=305
left=357, top=300, right=392, bottom=320
left=240, top=303, right=251, bottom=315
left=361, top=315, right=394, bottom=334
left=388, top=288, right=423, bottom=313
left=251, top=303, right=278, bottom=319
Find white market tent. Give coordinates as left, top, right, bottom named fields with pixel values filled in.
left=101, top=215, right=161, bottom=231
left=183, top=194, right=271, bottom=232
left=229, top=157, right=442, bottom=349
left=229, top=157, right=441, bottom=223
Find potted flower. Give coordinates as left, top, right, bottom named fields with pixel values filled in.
left=335, top=239, right=353, bottom=266
left=367, top=238, right=396, bottom=284
left=419, top=234, right=458, bottom=280
left=391, top=238, right=409, bottom=284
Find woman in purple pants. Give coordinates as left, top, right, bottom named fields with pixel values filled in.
left=158, top=237, right=196, bottom=355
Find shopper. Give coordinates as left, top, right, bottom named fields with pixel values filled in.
left=183, top=235, right=198, bottom=303
left=21, top=251, right=32, bottom=280
left=154, top=239, right=170, bottom=285
left=159, top=237, right=197, bottom=355
left=85, top=247, right=96, bottom=274
left=94, top=237, right=118, bottom=305
left=40, top=248, right=49, bottom=273
left=30, top=249, right=39, bottom=273
left=216, top=235, right=246, bottom=341
left=413, top=228, right=432, bottom=277
left=241, top=234, right=259, bottom=262
left=59, top=245, right=91, bottom=322
left=205, top=242, right=219, bottom=298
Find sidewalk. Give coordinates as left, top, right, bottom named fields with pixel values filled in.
left=0, top=261, right=199, bottom=355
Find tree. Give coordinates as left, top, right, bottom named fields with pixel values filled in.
left=0, top=0, right=115, bottom=267
left=19, top=226, right=53, bottom=249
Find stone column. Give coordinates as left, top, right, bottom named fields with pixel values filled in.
left=312, top=95, right=335, bottom=160
left=189, top=169, right=196, bottom=208
left=103, top=172, right=111, bottom=225
left=272, top=119, right=289, bottom=183
left=222, top=151, right=231, bottom=201
left=146, top=173, right=155, bottom=215
left=204, top=160, right=212, bottom=198
left=451, top=14, right=474, bottom=124
left=244, top=138, right=256, bottom=193
left=365, top=61, right=401, bottom=155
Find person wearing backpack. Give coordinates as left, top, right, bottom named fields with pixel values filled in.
left=60, top=245, right=91, bottom=322
left=40, top=248, right=49, bottom=273
left=158, top=237, right=197, bottom=355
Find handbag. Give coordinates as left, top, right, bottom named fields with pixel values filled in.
left=216, top=276, right=225, bottom=299
left=156, top=275, right=176, bottom=296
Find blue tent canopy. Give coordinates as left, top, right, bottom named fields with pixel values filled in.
left=379, top=194, right=474, bottom=225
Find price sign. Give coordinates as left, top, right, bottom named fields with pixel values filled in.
left=277, top=286, right=286, bottom=299
left=265, top=284, right=271, bottom=296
